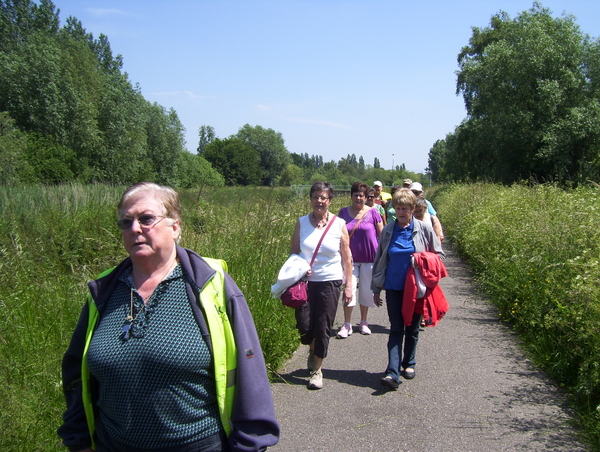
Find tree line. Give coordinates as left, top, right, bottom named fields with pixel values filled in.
left=428, top=3, right=600, bottom=185
left=0, top=0, right=425, bottom=188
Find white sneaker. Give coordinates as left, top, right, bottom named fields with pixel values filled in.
left=307, top=369, right=323, bottom=389
left=359, top=321, right=371, bottom=335
left=337, top=322, right=353, bottom=338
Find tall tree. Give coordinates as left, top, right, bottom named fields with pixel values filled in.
left=453, top=3, right=600, bottom=183
left=197, top=125, right=215, bottom=154
left=203, top=137, right=262, bottom=186
left=235, top=124, right=290, bottom=185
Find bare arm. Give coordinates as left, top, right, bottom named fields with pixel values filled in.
left=339, top=226, right=353, bottom=304
left=290, top=220, right=301, bottom=255
left=376, top=218, right=384, bottom=239
left=432, top=215, right=444, bottom=242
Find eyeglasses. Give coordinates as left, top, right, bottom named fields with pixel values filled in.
left=311, top=196, right=329, bottom=201
left=117, top=214, right=166, bottom=230
left=367, top=195, right=375, bottom=199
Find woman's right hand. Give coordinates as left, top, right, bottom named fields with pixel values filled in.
left=373, top=292, right=382, bottom=307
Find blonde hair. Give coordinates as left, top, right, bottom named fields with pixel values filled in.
left=118, top=182, right=182, bottom=239
left=392, top=188, right=417, bottom=208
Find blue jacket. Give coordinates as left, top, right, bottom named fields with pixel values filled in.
left=58, top=246, right=279, bottom=451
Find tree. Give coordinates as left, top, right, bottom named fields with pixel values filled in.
left=373, top=157, right=381, bottom=169
left=197, top=125, right=215, bottom=154
left=278, top=164, right=304, bottom=186
left=176, top=151, right=224, bottom=188
left=452, top=3, right=600, bottom=184
left=427, top=139, right=447, bottom=183
left=0, top=112, right=28, bottom=184
left=203, top=137, right=262, bottom=185
left=235, top=124, right=291, bottom=185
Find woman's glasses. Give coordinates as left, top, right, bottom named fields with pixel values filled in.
left=117, top=214, right=166, bottom=230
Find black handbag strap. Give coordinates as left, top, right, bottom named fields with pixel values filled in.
left=309, top=214, right=337, bottom=267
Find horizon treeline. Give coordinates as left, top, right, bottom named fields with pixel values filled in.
left=428, top=3, right=600, bottom=186
left=0, top=0, right=427, bottom=189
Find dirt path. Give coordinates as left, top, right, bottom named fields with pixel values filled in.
left=270, top=245, right=587, bottom=451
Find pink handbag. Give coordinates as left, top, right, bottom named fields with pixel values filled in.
left=280, top=215, right=337, bottom=308
left=280, top=279, right=308, bottom=308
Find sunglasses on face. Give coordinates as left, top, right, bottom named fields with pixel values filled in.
left=117, top=214, right=166, bottom=230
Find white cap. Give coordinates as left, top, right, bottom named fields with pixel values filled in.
left=373, top=180, right=383, bottom=187
left=410, top=182, right=423, bottom=192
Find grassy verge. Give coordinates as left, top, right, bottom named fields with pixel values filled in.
left=0, top=184, right=348, bottom=451
left=430, top=182, right=600, bottom=449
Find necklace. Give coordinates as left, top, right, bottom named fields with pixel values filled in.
left=121, top=261, right=177, bottom=341
left=313, top=211, right=330, bottom=228
left=122, top=289, right=147, bottom=340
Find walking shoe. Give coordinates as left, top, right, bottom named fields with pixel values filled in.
left=402, top=368, right=416, bottom=380
left=307, top=350, right=316, bottom=371
left=359, top=321, right=371, bottom=335
left=380, top=376, right=400, bottom=389
left=337, top=322, right=353, bottom=338
left=307, top=370, right=323, bottom=390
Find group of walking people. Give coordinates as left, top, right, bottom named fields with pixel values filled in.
left=57, top=179, right=446, bottom=452
left=289, top=180, right=445, bottom=390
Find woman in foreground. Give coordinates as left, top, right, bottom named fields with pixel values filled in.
left=58, top=182, right=279, bottom=452
left=290, top=181, right=353, bottom=390
left=371, top=189, right=444, bottom=389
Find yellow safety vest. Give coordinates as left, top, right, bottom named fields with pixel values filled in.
left=81, top=258, right=237, bottom=449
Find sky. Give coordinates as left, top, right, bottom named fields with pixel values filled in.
left=50, top=0, right=600, bottom=173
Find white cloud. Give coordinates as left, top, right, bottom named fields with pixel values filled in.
left=87, top=8, right=132, bottom=17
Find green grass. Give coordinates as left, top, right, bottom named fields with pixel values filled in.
left=430, top=182, right=600, bottom=449
left=8, top=182, right=599, bottom=450
left=0, top=184, right=349, bottom=451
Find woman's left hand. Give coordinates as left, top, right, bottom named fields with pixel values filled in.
left=343, top=285, right=353, bottom=304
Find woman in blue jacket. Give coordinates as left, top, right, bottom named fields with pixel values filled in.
left=58, top=182, right=279, bottom=452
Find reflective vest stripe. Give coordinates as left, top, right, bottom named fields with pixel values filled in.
left=81, top=259, right=237, bottom=448
left=200, top=258, right=237, bottom=436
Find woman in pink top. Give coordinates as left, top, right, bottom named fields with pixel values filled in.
left=337, top=182, right=383, bottom=337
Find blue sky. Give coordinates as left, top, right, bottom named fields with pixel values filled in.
left=51, top=0, right=600, bottom=173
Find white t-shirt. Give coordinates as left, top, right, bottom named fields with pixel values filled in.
left=299, top=214, right=346, bottom=282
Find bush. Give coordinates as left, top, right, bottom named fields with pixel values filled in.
left=432, top=182, right=600, bottom=446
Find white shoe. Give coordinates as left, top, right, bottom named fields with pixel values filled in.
left=359, top=321, right=371, bottom=335
left=308, top=370, right=323, bottom=389
left=337, top=322, right=353, bottom=338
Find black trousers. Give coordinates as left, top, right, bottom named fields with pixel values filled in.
left=295, top=280, right=342, bottom=359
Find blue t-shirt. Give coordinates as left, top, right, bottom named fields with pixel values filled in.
left=384, top=221, right=415, bottom=291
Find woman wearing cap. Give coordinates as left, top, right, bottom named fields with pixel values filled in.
left=336, top=182, right=383, bottom=338
left=371, top=189, right=444, bottom=389
left=372, top=181, right=392, bottom=206
left=410, top=182, right=444, bottom=242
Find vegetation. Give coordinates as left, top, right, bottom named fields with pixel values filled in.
left=428, top=3, right=600, bottom=185
left=0, top=184, right=348, bottom=451
left=0, top=1, right=224, bottom=187
left=431, top=182, right=600, bottom=448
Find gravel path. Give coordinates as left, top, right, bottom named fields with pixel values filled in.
left=270, top=244, right=587, bottom=451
